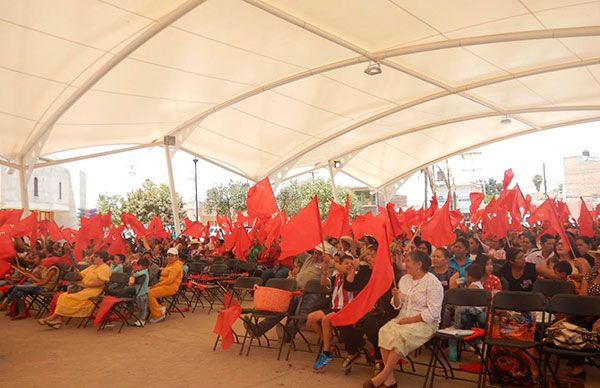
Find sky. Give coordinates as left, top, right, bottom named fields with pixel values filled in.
left=53, top=120, right=600, bottom=210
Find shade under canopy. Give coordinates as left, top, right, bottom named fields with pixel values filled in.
left=2, top=0, right=600, bottom=190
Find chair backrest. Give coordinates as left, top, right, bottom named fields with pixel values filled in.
left=209, top=263, right=228, bottom=275
left=547, top=294, right=600, bottom=317
left=188, top=262, right=205, bottom=275
left=532, top=279, right=575, bottom=298
left=238, top=262, right=257, bottom=272
left=443, top=288, right=492, bottom=307
left=226, top=259, right=239, bottom=270
left=302, top=279, right=331, bottom=295
left=234, top=276, right=262, bottom=289
left=63, top=271, right=80, bottom=282
left=109, top=272, right=130, bottom=285
left=492, top=291, right=546, bottom=312
left=265, top=278, right=297, bottom=291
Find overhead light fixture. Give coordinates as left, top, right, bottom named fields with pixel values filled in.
left=364, top=61, right=382, bottom=76
left=500, top=116, right=511, bottom=125
left=333, top=160, right=342, bottom=168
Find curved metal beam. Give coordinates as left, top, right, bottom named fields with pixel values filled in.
left=373, top=115, right=600, bottom=191
left=329, top=105, right=600, bottom=163
left=179, top=146, right=256, bottom=183
left=18, top=0, right=207, bottom=173
left=165, top=25, right=600, bottom=148
left=263, top=56, right=600, bottom=178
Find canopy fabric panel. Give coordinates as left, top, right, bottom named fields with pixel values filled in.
left=2, top=0, right=600, bottom=189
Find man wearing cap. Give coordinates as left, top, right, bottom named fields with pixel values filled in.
left=147, top=247, right=184, bottom=323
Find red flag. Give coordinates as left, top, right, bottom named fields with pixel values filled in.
left=182, top=221, right=204, bottom=238
left=10, top=212, right=38, bottom=242
left=74, top=215, right=103, bottom=260
left=184, top=217, right=194, bottom=229
left=449, top=210, right=464, bottom=229
left=201, top=221, right=211, bottom=241
left=61, top=228, right=78, bottom=245
left=0, top=209, right=23, bottom=228
left=236, top=210, right=250, bottom=225
left=322, top=198, right=350, bottom=238
left=529, top=199, right=572, bottom=251
left=386, top=203, right=403, bottom=238
left=246, top=177, right=279, bottom=219
left=482, top=207, right=509, bottom=241
left=331, top=223, right=393, bottom=326
left=425, top=193, right=438, bottom=219
left=502, top=168, right=514, bottom=190
left=107, top=226, right=128, bottom=256
left=351, top=212, right=375, bottom=240
left=120, top=212, right=147, bottom=237
left=147, top=216, right=169, bottom=239
left=421, top=200, right=454, bottom=248
left=578, top=198, right=595, bottom=238
left=279, top=197, right=322, bottom=259
left=233, top=225, right=252, bottom=261
left=213, top=293, right=242, bottom=350
left=0, top=234, right=16, bottom=259
left=100, top=211, right=113, bottom=228
left=264, top=212, right=285, bottom=248
left=469, top=192, right=485, bottom=216
left=46, top=220, right=65, bottom=241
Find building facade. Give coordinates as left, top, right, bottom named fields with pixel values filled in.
left=0, top=166, right=78, bottom=227
left=564, top=152, right=600, bottom=206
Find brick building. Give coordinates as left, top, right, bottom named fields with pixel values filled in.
left=563, top=151, right=600, bottom=205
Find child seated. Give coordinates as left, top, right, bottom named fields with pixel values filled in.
left=129, top=258, right=150, bottom=326
left=110, top=254, right=124, bottom=273
left=449, top=263, right=487, bottom=361
left=553, top=260, right=579, bottom=293
left=307, top=254, right=355, bottom=371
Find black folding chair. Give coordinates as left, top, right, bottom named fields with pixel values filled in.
left=540, top=294, right=600, bottom=387
left=481, top=291, right=546, bottom=387
left=424, top=288, right=492, bottom=388
left=239, top=278, right=297, bottom=357
left=280, top=279, right=331, bottom=361
left=532, top=279, right=575, bottom=298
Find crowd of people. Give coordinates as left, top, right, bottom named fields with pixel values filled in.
left=1, top=208, right=600, bottom=387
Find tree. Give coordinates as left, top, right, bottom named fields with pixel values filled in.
left=532, top=174, right=543, bottom=192
left=484, top=178, right=502, bottom=196
left=121, top=179, right=184, bottom=224
left=276, top=178, right=360, bottom=218
left=202, top=180, right=250, bottom=216
left=97, top=194, right=124, bottom=224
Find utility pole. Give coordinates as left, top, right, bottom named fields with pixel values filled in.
left=193, top=158, right=199, bottom=221
left=543, top=162, right=548, bottom=197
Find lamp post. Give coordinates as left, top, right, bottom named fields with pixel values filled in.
left=193, top=158, right=199, bottom=221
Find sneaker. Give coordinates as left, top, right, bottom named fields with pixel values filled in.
left=312, top=352, right=334, bottom=370
left=133, top=320, right=145, bottom=327
left=149, top=314, right=166, bottom=324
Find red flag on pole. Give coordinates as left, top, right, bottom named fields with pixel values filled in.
left=10, top=212, right=38, bottom=243
left=74, top=215, right=104, bottom=260
left=502, top=168, right=514, bottom=190
left=107, top=225, right=128, bottom=256
left=322, top=198, right=350, bottom=238
left=0, top=209, right=23, bottom=229
left=246, top=177, right=279, bottom=219
left=182, top=221, right=204, bottom=238
left=120, top=212, right=147, bottom=238
left=421, top=200, right=454, bottom=248
left=46, top=220, right=65, bottom=241
left=147, top=216, right=169, bottom=239
left=279, top=196, right=322, bottom=259
left=469, top=192, right=485, bottom=217
left=233, top=225, right=252, bottom=261
left=0, top=234, right=16, bottom=260
left=331, top=223, right=393, bottom=326
left=578, top=198, right=595, bottom=238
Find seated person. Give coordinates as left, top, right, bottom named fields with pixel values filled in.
left=554, top=260, right=579, bottom=293
left=38, top=251, right=111, bottom=329
left=430, top=247, right=455, bottom=290
left=110, top=254, right=125, bottom=273
left=309, top=254, right=355, bottom=371
left=147, top=247, right=183, bottom=323
left=1, top=253, right=59, bottom=319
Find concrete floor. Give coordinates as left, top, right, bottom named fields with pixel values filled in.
left=1, top=307, right=597, bottom=387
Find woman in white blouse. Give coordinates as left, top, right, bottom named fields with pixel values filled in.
left=364, top=251, right=444, bottom=388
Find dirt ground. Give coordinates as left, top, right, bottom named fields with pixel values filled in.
left=1, top=308, right=598, bottom=388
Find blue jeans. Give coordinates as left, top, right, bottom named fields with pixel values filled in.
left=6, top=284, right=43, bottom=314
left=261, top=267, right=290, bottom=284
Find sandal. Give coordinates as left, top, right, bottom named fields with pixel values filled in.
left=341, top=353, right=361, bottom=370
left=44, top=319, right=62, bottom=329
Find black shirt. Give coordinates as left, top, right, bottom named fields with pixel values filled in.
left=499, top=262, right=537, bottom=292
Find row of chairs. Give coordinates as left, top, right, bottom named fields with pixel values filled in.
left=424, top=285, right=600, bottom=388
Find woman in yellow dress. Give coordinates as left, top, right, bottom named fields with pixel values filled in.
left=38, top=251, right=111, bottom=329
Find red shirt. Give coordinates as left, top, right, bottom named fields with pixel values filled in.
left=482, top=274, right=502, bottom=292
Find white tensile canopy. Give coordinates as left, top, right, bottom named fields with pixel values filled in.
left=2, top=0, right=600, bottom=232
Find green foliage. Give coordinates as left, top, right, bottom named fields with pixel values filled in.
left=96, top=194, right=124, bottom=224
left=202, top=180, right=250, bottom=216
left=276, top=178, right=360, bottom=218
left=532, top=174, right=543, bottom=192
left=484, top=178, right=502, bottom=197
left=121, top=180, right=184, bottom=224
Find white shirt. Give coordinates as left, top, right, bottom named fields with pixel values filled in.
left=525, top=250, right=554, bottom=265
left=391, top=272, right=444, bottom=324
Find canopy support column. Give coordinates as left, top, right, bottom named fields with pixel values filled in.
left=328, top=160, right=339, bottom=202
left=18, top=159, right=30, bottom=217
left=164, top=146, right=182, bottom=236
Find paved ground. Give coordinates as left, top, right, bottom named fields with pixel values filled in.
left=1, top=306, right=598, bottom=387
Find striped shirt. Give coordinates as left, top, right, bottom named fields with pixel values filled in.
left=331, top=273, right=353, bottom=310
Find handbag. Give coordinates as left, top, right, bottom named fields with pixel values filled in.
left=545, top=318, right=600, bottom=351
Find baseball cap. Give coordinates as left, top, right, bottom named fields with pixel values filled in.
left=167, top=247, right=179, bottom=256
